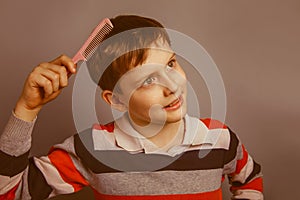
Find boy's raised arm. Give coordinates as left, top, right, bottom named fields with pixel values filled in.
left=0, top=55, right=76, bottom=198
left=14, top=54, right=76, bottom=122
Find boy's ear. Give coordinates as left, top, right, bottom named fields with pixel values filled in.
left=101, top=90, right=127, bottom=112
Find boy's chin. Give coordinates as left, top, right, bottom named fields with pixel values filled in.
left=135, top=115, right=185, bottom=127
left=165, top=115, right=185, bottom=124
left=129, top=108, right=187, bottom=127
left=163, top=112, right=186, bottom=124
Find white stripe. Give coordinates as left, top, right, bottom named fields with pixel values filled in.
left=223, top=155, right=238, bottom=175
left=231, top=155, right=254, bottom=183
left=93, top=169, right=223, bottom=195
left=34, top=156, right=74, bottom=195
left=0, top=171, right=23, bottom=195
left=223, top=141, right=243, bottom=175
left=52, top=136, right=76, bottom=154
left=189, top=117, right=230, bottom=149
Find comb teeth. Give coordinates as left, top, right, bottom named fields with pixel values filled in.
left=72, top=18, right=113, bottom=64
left=83, top=23, right=113, bottom=60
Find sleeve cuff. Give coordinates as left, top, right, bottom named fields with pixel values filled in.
left=0, top=111, right=36, bottom=156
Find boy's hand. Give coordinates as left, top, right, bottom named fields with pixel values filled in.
left=14, top=55, right=77, bottom=122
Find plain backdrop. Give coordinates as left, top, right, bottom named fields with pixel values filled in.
left=1, top=0, right=299, bottom=199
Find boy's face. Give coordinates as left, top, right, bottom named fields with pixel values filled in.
left=116, top=42, right=187, bottom=127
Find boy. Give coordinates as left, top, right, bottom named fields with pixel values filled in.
left=0, top=15, right=263, bottom=199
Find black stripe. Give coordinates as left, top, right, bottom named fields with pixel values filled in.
left=28, top=157, right=52, bottom=200
left=232, top=160, right=262, bottom=187
left=224, top=128, right=240, bottom=164
left=74, top=129, right=119, bottom=173
left=162, top=149, right=225, bottom=171
left=74, top=129, right=226, bottom=173
left=0, top=150, right=29, bottom=177
left=47, top=186, right=95, bottom=200
left=244, top=160, right=261, bottom=183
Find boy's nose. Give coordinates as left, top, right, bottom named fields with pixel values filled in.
left=161, top=73, right=179, bottom=96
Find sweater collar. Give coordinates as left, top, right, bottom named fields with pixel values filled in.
left=112, top=113, right=212, bottom=155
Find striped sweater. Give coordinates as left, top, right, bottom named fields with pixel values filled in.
left=0, top=113, right=263, bottom=199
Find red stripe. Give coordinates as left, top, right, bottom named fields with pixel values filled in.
left=93, top=122, right=114, bottom=132
left=0, top=182, right=19, bottom=200
left=235, top=145, right=249, bottom=174
left=200, top=118, right=227, bottom=129
left=230, top=177, right=263, bottom=193
left=92, top=188, right=222, bottom=200
left=48, top=149, right=89, bottom=192
left=221, top=175, right=225, bottom=182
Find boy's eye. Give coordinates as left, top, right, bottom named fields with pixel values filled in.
left=166, top=59, right=176, bottom=71
left=142, top=77, right=157, bottom=86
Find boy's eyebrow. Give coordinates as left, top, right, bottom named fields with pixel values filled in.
left=163, top=52, right=176, bottom=65
left=128, top=52, right=177, bottom=83
left=169, top=52, right=176, bottom=60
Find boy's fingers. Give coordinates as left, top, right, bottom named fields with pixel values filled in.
left=35, top=64, right=67, bottom=91
left=34, top=75, right=54, bottom=97
left=50, top=54, right=77, bottom=74
left=39, top=64, right=68, bottom=88
left=56, top=66, right=68, bottom=88
left=34, top=67, right=61, bottom=92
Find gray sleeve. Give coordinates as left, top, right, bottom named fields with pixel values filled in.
left=0, top=112, right=36, bottom=156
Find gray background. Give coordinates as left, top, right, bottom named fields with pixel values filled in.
left=1, top=0, right=299, bottom=199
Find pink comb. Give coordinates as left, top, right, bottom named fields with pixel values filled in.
left=72, top=18, right=113, bottom=64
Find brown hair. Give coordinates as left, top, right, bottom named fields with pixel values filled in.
left=87, top=15, right=171, bottom=91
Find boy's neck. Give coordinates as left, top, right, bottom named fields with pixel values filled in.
left=130, top=118, right=185, bottom=150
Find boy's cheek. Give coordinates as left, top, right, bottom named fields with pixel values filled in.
left=169, top=68, right=187, bottom=86
left=117, top=84, right=140, bottom=105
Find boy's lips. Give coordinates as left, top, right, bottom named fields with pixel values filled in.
left=163, top=96, right=183, bottom=111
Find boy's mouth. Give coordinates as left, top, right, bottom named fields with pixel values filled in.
left=164, top=96, right=183, bottom=111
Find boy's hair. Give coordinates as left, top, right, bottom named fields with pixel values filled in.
left=87, top=15, right=171, bottom=91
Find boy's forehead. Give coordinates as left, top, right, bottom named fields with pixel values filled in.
left=112, top=40, right=174, bottom=91
left=148, top=39, right=173, bottom=55
left=115, top=47, right=175, bottom=92
left=139, top=39, right=175, bottom=68
left=128, top=47, right=174, bottom=76
left=145, top=46, right=174, bottom=64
